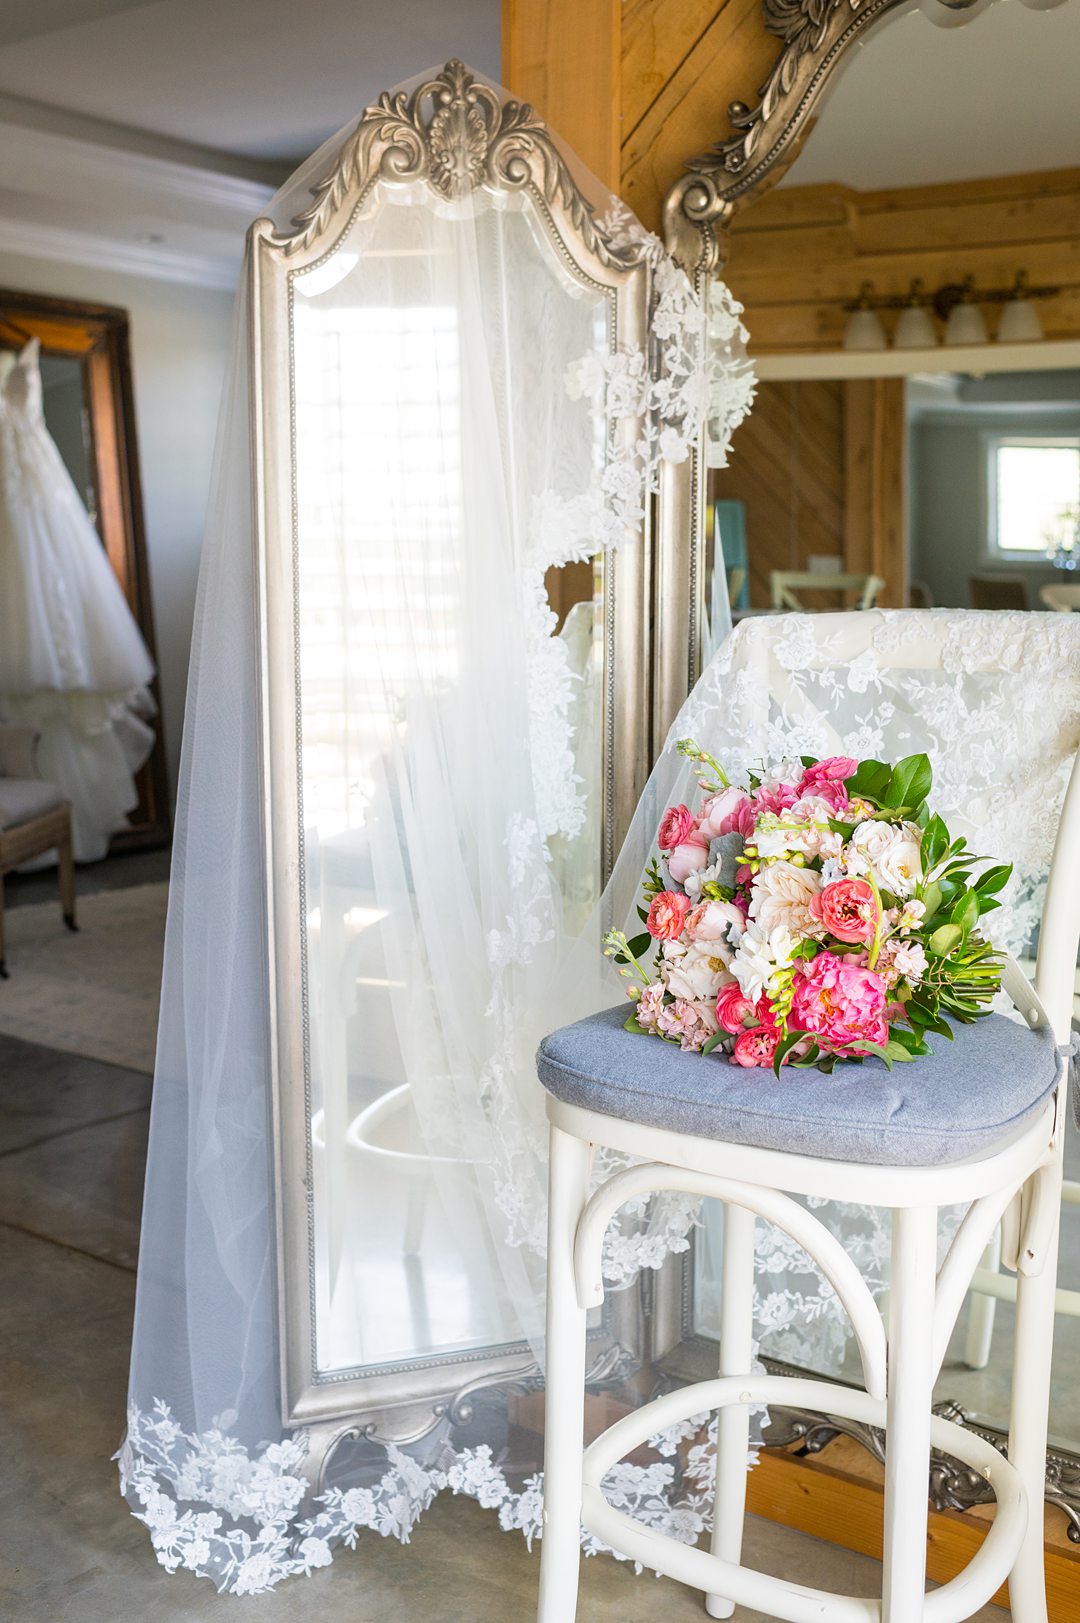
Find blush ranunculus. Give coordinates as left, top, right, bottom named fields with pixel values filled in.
left=808, top=877, right=879, bottom=944
left=752, top=782, right=798, bottom=817
left=715, top=981, right=755, bottom=1033
left=667, top=832, right=711, bottom=884
left=647, top=889, right=693, bottom=941
left=790, top=951, right=888, bottom=1053
left=699, top=787, right=754, bottom=841
left=731, top=1025, right=780, bottom=1067
left=800, top=776, right=848, bottom=815
left=658, top=803, right=698, bottom=852
left=685, top=899, right=745, bottom=944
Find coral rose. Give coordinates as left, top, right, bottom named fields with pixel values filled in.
left=647, top=890, right=692, bottom=941
left=790, top=952, right=888, bottom=1053
left=658, top=804, right=697, bottom=852
left=808, top=877, right=878, bottom=944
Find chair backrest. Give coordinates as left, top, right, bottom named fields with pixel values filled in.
left=675, top=609, right=1080, bottom=1035
left=0, top=725, right=40, bottom=781
left=1041, top=583, right=1080, bottom=613
left=770, top=570, right=884, bottom=612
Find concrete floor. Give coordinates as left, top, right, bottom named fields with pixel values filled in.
left=0, top=850, right=1005, bottom=1620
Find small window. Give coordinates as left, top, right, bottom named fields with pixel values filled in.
left=989, top=436, right=1080, bottom=559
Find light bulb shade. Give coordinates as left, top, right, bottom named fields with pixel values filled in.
left=843, top=307, right=888, bottom=352
left=893, top=306, right=938, bottom=349
left=944, top=300, right=988, bottom=346
left=997, top=298, right=1044, bottom=343
left=920, top=0, right=994, bottom=27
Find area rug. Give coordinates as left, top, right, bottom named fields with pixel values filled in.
left=0, top=882, right=167, bottom=1074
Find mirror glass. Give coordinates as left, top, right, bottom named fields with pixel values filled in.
left=289, top=185, right=609, bottom=1376
left=692, top=0, right=1080, bottom=1456
left=39, top=352, right=97, bottom=522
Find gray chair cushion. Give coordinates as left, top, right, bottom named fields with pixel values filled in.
left=537, top=1007, right=1061, bottom=1167
left=0, top=777, right=64, bottom=831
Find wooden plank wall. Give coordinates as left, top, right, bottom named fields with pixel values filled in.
left=726, top=168, right=1080, bottom=352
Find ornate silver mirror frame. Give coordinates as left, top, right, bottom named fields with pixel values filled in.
left=656, top=0, right=1080, bottom=1531
left=248, top=62, right=656, bottom=1474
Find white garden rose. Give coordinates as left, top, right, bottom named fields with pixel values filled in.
left=748, top=859, right=822, bottom=936
left=847, top=819, right=923, bottom=897
left=662, top=940, right=732, bottom=1002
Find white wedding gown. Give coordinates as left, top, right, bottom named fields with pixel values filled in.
left=0, top=339, right=156, bottom=861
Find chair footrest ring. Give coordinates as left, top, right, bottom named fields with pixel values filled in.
left=580, top=1373, right=1025, bottom=1623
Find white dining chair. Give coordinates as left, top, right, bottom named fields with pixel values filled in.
left=534, top=612, right=1080, bottom=1623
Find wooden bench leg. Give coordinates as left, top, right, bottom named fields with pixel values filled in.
left=58, top=818, right=77, bottom=932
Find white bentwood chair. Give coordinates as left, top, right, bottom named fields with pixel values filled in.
left=535, top=614, right=1080, bottom=1623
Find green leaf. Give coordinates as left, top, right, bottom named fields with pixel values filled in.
left=977, top=896, right=1001, bottom=914
left=950, top=891, right=980, bottom=936
left=883, top=753, right=932, bottom=811
left=701, top=1030, right=728, bottom=1057
left=637, top=905, right=650, bottom=924
left=974, top=863, right=1013, bottom=895
left=772, top=1030, right=805, bottom=1077
left=929, top=923, right=963, bottom=956
left=792, top=1041, right=822, bottom=1069
left=919, top=879, right=943, bottom=917
left=858, top=1040, right=894, bottom=1070
left=884, top=1040, right=916, bottom=1062
left=847, top=759, right=891, bottom=802
left=626, top=932, right=652, bottom=960
left=921, top=815, right=948, bottom=872
left=624, top=1014, right=648, bottom=1034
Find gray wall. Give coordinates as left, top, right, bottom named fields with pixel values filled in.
left=0, top=250, right=234, bottom=803
left=910, top=406, right=1080, bottom=610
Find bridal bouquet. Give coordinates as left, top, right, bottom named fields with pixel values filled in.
left=604, top=742, right=1011, bottom=1072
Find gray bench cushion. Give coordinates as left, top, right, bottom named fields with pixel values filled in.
left=537, top=1007, right=1061, bottom=1167
left=0, top=777, right=64, bottom=831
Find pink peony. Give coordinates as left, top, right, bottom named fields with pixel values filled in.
left=667, top=832, right=711, bottom=884
left=685, top=899, right=745, bottom=944
left=647, top=890, right=692, bottom=942
left=658, top=804, right=698, bottom=852
left=808, top=877, right=879, bottom=944
left=731, top=1025, right=780, bottom=1067
left=790, top=951, right=888, bottom=1053
left=716, top=981, right=755, bottom=1033
left=752, top=782, right=798, bottom=816
left=802, top=756, right=858, bottom=786
left=699, top=787, right=754, bottom=841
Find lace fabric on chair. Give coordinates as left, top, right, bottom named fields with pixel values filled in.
left=119, top=68, right=755, bottom=1594
left=601, top=608, right=1080, bottom=1374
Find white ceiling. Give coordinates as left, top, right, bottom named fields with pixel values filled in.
left=785, top=0, right=1080, bottom=190
left=0, top=0, right=501, bottom=286
left=0, top=0, right=501, bottom=166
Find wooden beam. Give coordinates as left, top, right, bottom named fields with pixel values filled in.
left=502, top=0, right=621, bottom=192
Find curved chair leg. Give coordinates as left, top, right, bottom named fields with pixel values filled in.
left=706, top=1201, right=756, bottom=1620
left=964, top=1226, right=1001, bottom=1370
left=538, top=1125, right=591, bottom=1623
left=882, top=1205, right=938, bottom=1623
left=1007, top=1165, right=1062, bottom=1623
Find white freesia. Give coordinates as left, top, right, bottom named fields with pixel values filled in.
left=754, top=797, right=840, bottom=861
left=749, top=859, right=822, bottom=936
left=683, top=857, right=723, bottom=902
left=729, top=922, right=797, bottom=1004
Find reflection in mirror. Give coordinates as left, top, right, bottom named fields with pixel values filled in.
left=682, top=0, right=1080, bottom=1497
left=290, top=187, right=611, bottom=1373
